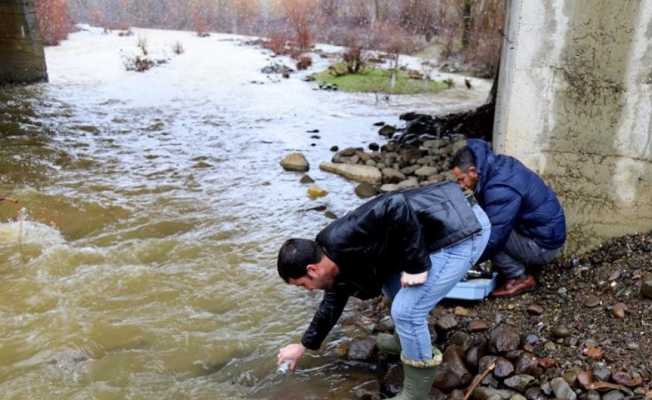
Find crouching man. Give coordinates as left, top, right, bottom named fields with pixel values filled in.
left=276, top=181, right=490, bottom=400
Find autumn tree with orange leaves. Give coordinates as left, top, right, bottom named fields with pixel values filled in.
left=35, top=0, right=73, bottom=45
left=276, top=0, right=318, bottom=50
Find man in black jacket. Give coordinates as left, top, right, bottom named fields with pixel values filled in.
left=276, top=181, right=491, bottom=400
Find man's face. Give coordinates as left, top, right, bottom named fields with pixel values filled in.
left=289, top=262, right=336, bottom=291
left=452, top=166, right=479, bottom=191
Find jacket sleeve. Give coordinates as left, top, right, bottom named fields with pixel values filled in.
left=386, top=195, right=431, bottom=274
left=300, top=288, right=349, bottom=350
left=478, top=186, right=521, bottom=262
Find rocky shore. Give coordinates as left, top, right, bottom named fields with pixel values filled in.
left=280, top=116, right=652, bottom=400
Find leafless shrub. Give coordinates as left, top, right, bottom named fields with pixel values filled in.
left=137, top=36, right=148, bottom=56
left=296, top=55, right=313, bottom=70
left=342, top=34, right=367, bottom=74
left=172, top=41, right=184, bottom=55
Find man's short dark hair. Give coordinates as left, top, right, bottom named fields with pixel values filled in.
left=277, top=238, right=323, bottom=283
left=450, top=146, right=476, bottom=171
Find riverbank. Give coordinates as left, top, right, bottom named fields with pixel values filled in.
left=293, top=117, right=652, bottom=400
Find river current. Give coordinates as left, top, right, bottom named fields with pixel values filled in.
left=0, top=26, right=489, bottom=399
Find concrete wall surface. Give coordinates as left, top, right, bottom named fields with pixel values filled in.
left=494, top=0, right=652, bottom=252
left=0, top=0, right=47, bottom=84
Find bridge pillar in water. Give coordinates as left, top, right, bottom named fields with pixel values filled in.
left=0, top=0, right=47, bottom=84
left=494, top=0, right=652, bottom=252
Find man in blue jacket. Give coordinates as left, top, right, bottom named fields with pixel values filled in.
left=450, top=139, right=566, bottom=297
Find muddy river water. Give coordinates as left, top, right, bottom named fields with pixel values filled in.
left=0, top=27, right=489, bottom=399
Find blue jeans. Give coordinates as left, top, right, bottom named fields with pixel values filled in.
left=492, top=230, right=562, bottom=279
left=382, top=205, right=491, bottom=362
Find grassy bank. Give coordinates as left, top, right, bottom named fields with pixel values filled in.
left=314, top=64, right=452, bottom=95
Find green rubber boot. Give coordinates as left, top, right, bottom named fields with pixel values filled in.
left=376, top=332, right=401, bottom=355
left=388, top=352, right=442, bottom=400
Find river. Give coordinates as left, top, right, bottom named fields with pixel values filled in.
left=0, top=26, right=489, bottom=399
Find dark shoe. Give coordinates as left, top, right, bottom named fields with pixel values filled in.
left=492, top=275, right=536, bottom=297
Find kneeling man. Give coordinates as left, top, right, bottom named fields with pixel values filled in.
left=451, top=139, right=566, bottom=297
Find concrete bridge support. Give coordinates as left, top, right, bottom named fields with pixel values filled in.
left=494, top=0, right=652, bottom=252
left=0, top=0, right=47, bottom=84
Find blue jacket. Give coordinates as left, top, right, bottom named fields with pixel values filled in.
left=467, top=139, right=566, bottom=261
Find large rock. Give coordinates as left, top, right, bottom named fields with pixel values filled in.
left=320, top=162, right=382, bottom=184
left=355, top=182, right=378, bottom=198
left=281, top=152, right=310, bottom=172
left=490, top=324, right=521, bottom=353
left=433, top=345, right=472, bottom=391
left=550, top=377, right=577, bottom=400
left=347, top=338, right=377, bottom=361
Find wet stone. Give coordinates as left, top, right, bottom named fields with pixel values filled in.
left=490, top=324, right=521, bottom=353
left=376, top=316, right=394, bottom=333
left=368, top=143, right=380, bottom=152
left=473, top=386, right=502, bottom=400
left=551, top=377, right=577, bottom=400
left=479, top=355, right=498, bottom=372
left=436, top=314, right=458, bottom=331
left=525, top=335, right=540, bottom=346
left=592, top=363, right=611, bottom=381
left=515, top=353, right=542, bottom=377
left=527, top=304, right=545, bottom=316
left=525, top=387, right=546, bottom=400
left=611, top=371, right=643, bottom=388
left=347, top=338, right=376, bottom=361
left=378, top=125, right=397, bottom=138
left=381, top=364, right=403, bottom=396
left=330, top=145, right=339, bottom=152
left=280, top=152, right=310, bottom=172
left=355, top=182, right=378, bottom=199
left=551, top=325, right=572, bottom=339
left=469, top=320, right=490, bottom=332
left=483, top=373, right=500, bottom=388
left=450, top=389, right=466, bottom=400
left=494, top=357, right=515, bottom=379
left=466, top=345, right=487, bottom=372
left=585, top=391, right=601, bottom=400
left=352, top=380, right=381, bottom=400
left=512, top=395, right=528, bottom=400
left=504, top=375, right=536, bottom=393
left=602, top=391, right=624, bottom=400
left=300, top=174, right=315, bottom=184
left=641, top=276, right=652, bottom=299
left=449, top=331, right=473, bottom=352
left=583, top=295, right=601, bottom=308
left=611, top=303, right=627, bottom=319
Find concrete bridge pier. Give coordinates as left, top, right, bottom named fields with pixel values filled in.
left=0, top=0, right=47, bottom=84
left=494, top=0, right=652, bottom=252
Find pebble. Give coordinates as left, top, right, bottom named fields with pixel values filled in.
left=307, top=185, right=328, bottom=199
left=602, top=390, right=624, bottom=400
left=551, top=325, right=572, bottom=338
left=455, top=306, right=471, bottom=317
left=585, top=391, right=601, bottom=400
left=527, top=304, right=544, bottom=316
left=324, top=211, right=337, bottom=219
left=550, top=377, right=577, bottom=400
left=504, top=374, right=536, bottom=393
left=641, top=276, right=652, bottom=299
left=592, top=363, right=611, bottom=381
left=494, top=357, right=515, bottom=378
left=436, top=314, right=458, bottom=331
left=300, top=174, right=315, bottom=184
left=469, top=320, right=490, bottom=332
left=330, top=145, right=339, bottom=152
left=525, top=387, right=546, bottom=400
left=611, top=303, right=627, bottom=319
left=583, top=295, right=601, bottom=308
left=611, top=371, right=643, bottom=387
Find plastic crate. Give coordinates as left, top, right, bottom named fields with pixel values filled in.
left=445, top=274, right=497, bottom=300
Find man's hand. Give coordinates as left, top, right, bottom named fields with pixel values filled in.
left=400, top=271, right=428, bottom=287
left=277, top=343, right=305, bottom=372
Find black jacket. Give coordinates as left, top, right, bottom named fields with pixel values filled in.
left=301, top=181, right=481, bottom=350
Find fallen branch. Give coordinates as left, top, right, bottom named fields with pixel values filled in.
left=0, top=197, right=18, bottom=204
left=463, top=361, right=496, bottom=400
